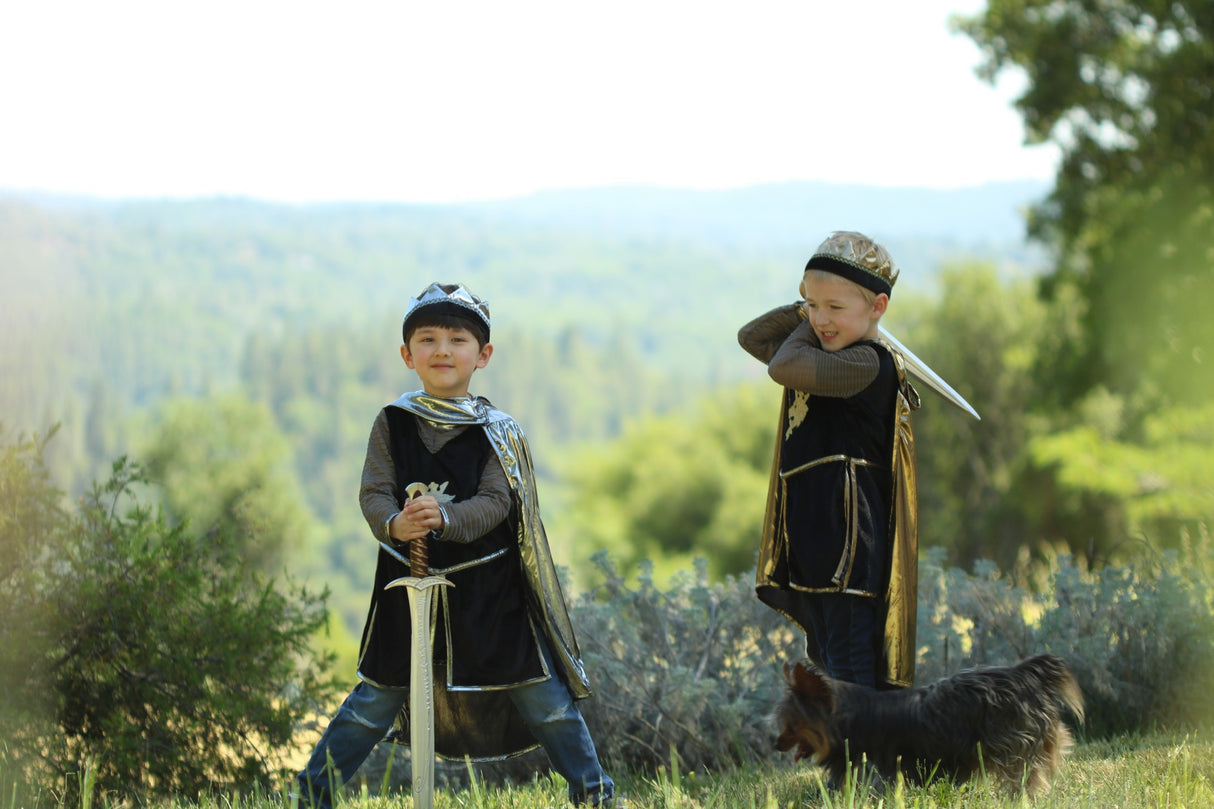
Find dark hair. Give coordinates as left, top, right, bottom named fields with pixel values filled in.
left=402, top=307, right=489, bottom=348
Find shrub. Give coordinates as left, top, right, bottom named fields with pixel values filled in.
left=572, top=553, right=802, bottom=774
left=915, top=540, right=1214, bottom=737
left=570, top=538, right=1214, bottom=774
left=0, top=433, right=343, bottom=804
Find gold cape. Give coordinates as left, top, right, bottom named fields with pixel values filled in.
left=756, top=343, right=920, bottom=688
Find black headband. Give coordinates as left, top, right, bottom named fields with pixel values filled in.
left=804, top=254, right=892, bottom=297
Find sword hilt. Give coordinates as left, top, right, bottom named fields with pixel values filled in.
left=410, top=534, right=429, bottom=577
left=403, top=482, right=431, bottom=576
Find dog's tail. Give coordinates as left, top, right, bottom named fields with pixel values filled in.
left=1017, top=654, right=1085, bottom=724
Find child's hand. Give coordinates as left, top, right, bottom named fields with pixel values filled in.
left=392, top=494, right=444, bottom=541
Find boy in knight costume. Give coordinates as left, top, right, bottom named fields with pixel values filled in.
left=738, top=231, right=920, bottom=689
left=296, top=283, right=615, bottom=807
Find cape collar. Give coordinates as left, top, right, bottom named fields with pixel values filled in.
left=389, top=390, right=510, bottom=428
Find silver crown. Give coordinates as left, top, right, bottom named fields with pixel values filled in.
left=403, top=282, right=491, bottom=332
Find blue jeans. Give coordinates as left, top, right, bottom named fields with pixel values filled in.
left=295, top=640, right=613, bottom=807
left=803, top=594, right=880, bottom=688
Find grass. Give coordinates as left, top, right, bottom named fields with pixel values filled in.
left=331, top=731, right=1214, bottom=808
left=7, top=732, right=1214, bottom=809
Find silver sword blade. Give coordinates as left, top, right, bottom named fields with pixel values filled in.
left=386, top=575, right=452, bottom=809
left=878, top=325, right=981, bottom=421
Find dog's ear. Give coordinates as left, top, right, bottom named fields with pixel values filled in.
left=789, top=661, right=833, bottom=704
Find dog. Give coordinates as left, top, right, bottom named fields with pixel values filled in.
left=773, top=654, right=1084, bottom=797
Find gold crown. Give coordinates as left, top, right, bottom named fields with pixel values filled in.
left=804, top=231, right=899, bottom=296
left=403, top=282, right=491, bottom=337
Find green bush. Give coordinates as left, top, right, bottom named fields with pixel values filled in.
left=915, top=537, right=1214, bottom=737
left=0, top=432, right=343, bottom=805
left=568, top=539, right=1214, bottom=775
left=572, top=553, right=803, bottom=774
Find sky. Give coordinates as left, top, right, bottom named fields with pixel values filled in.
left=0, top=0, right=1060, bottom=204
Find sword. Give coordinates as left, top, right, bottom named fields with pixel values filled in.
left=878, top=325, right=981, bottom=421
left=384, top=483, right=452, bottom=809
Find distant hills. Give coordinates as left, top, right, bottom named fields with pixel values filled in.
left=1, top=180, right=1052, bottom=443
left=8, top=177, right=1051, bottom=258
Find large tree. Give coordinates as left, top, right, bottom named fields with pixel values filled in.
left=556, top=384, right=777, bottom=584
left=957, top=1, right=1214, bottom=558
left=957, top=0, right=1214, bottom=408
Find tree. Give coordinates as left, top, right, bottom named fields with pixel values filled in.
left=141, top=394, right=313, bottom=574
left=956, top=0, right=1214, bottom=409
left=554, top=384, right=777, bottom=585
left=1023, top=399, right=1214, bottom=561
left=957, top=0, right=1214, bottom=560
left=0, top=431, right=341, bottom=803
left=896, top=263, right=1054, bottom=565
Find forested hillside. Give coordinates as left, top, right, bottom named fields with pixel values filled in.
left=0, top=183, right=1043, bottom=628
left=3, top=172, right=1209, bottom=648
left=0, top=183, right=1046, bottom=477
left=0, top=181, right=1053, bottom=637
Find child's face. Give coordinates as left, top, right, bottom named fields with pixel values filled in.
left=401, top=325, right=493, bottom=398
left=801, top=272, right=888, bottom=352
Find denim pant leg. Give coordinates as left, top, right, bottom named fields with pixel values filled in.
left=805, top=595, right=879, bottom=688
left=509, top=640, right=614, bottom=806
left=296, top=681, right=408, bottom=809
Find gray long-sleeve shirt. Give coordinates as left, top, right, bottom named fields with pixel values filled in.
left=737, top=303, right=881, bottom=397
left=359, top=408, right=512, bottom=544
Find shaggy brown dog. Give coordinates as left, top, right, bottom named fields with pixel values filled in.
left=773, top=654, right=1084, bottom=796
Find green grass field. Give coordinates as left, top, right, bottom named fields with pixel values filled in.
left=291, top=732, right=1214, bottom=809
left=10, top=731, right=1212, bottom=809
left=433, top=731, right=1214, bottom=808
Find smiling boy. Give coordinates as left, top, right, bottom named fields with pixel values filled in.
left=296, top=282, right=615, bottom=808
left=738, top=231, right=920, bottom=690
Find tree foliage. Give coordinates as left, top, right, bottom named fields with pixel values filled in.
left=0, top=431, right=341, bottom=804
left=554, top=384, right=778, bottom=585
left=957, top=0, right=1213, bottom=233
left=1024, top=400, right=1214, bottom=558
left=957, top=0, right=1214, bottom=408
left=954, top=0, right=1214, bottom=563
left=895, top=263, right=1053, bottom=566
left=141, top=394, right=314, bottom=573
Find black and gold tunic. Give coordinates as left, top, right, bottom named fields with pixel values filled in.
left=358, top=407, right=545, bottom=690
left=740, top=305, right=920, bottom=688
left=356, top=391, right=591, bottom=759
left=775, top=344, right=897, bottom=596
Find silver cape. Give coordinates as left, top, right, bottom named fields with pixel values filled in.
left=390, top=391, right=592, bottom=699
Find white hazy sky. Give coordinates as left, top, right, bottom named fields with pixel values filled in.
left=0, top=0, right=1059, bottom=204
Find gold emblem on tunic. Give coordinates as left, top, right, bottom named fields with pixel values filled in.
left=785, top=391, right=809, bottom=439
